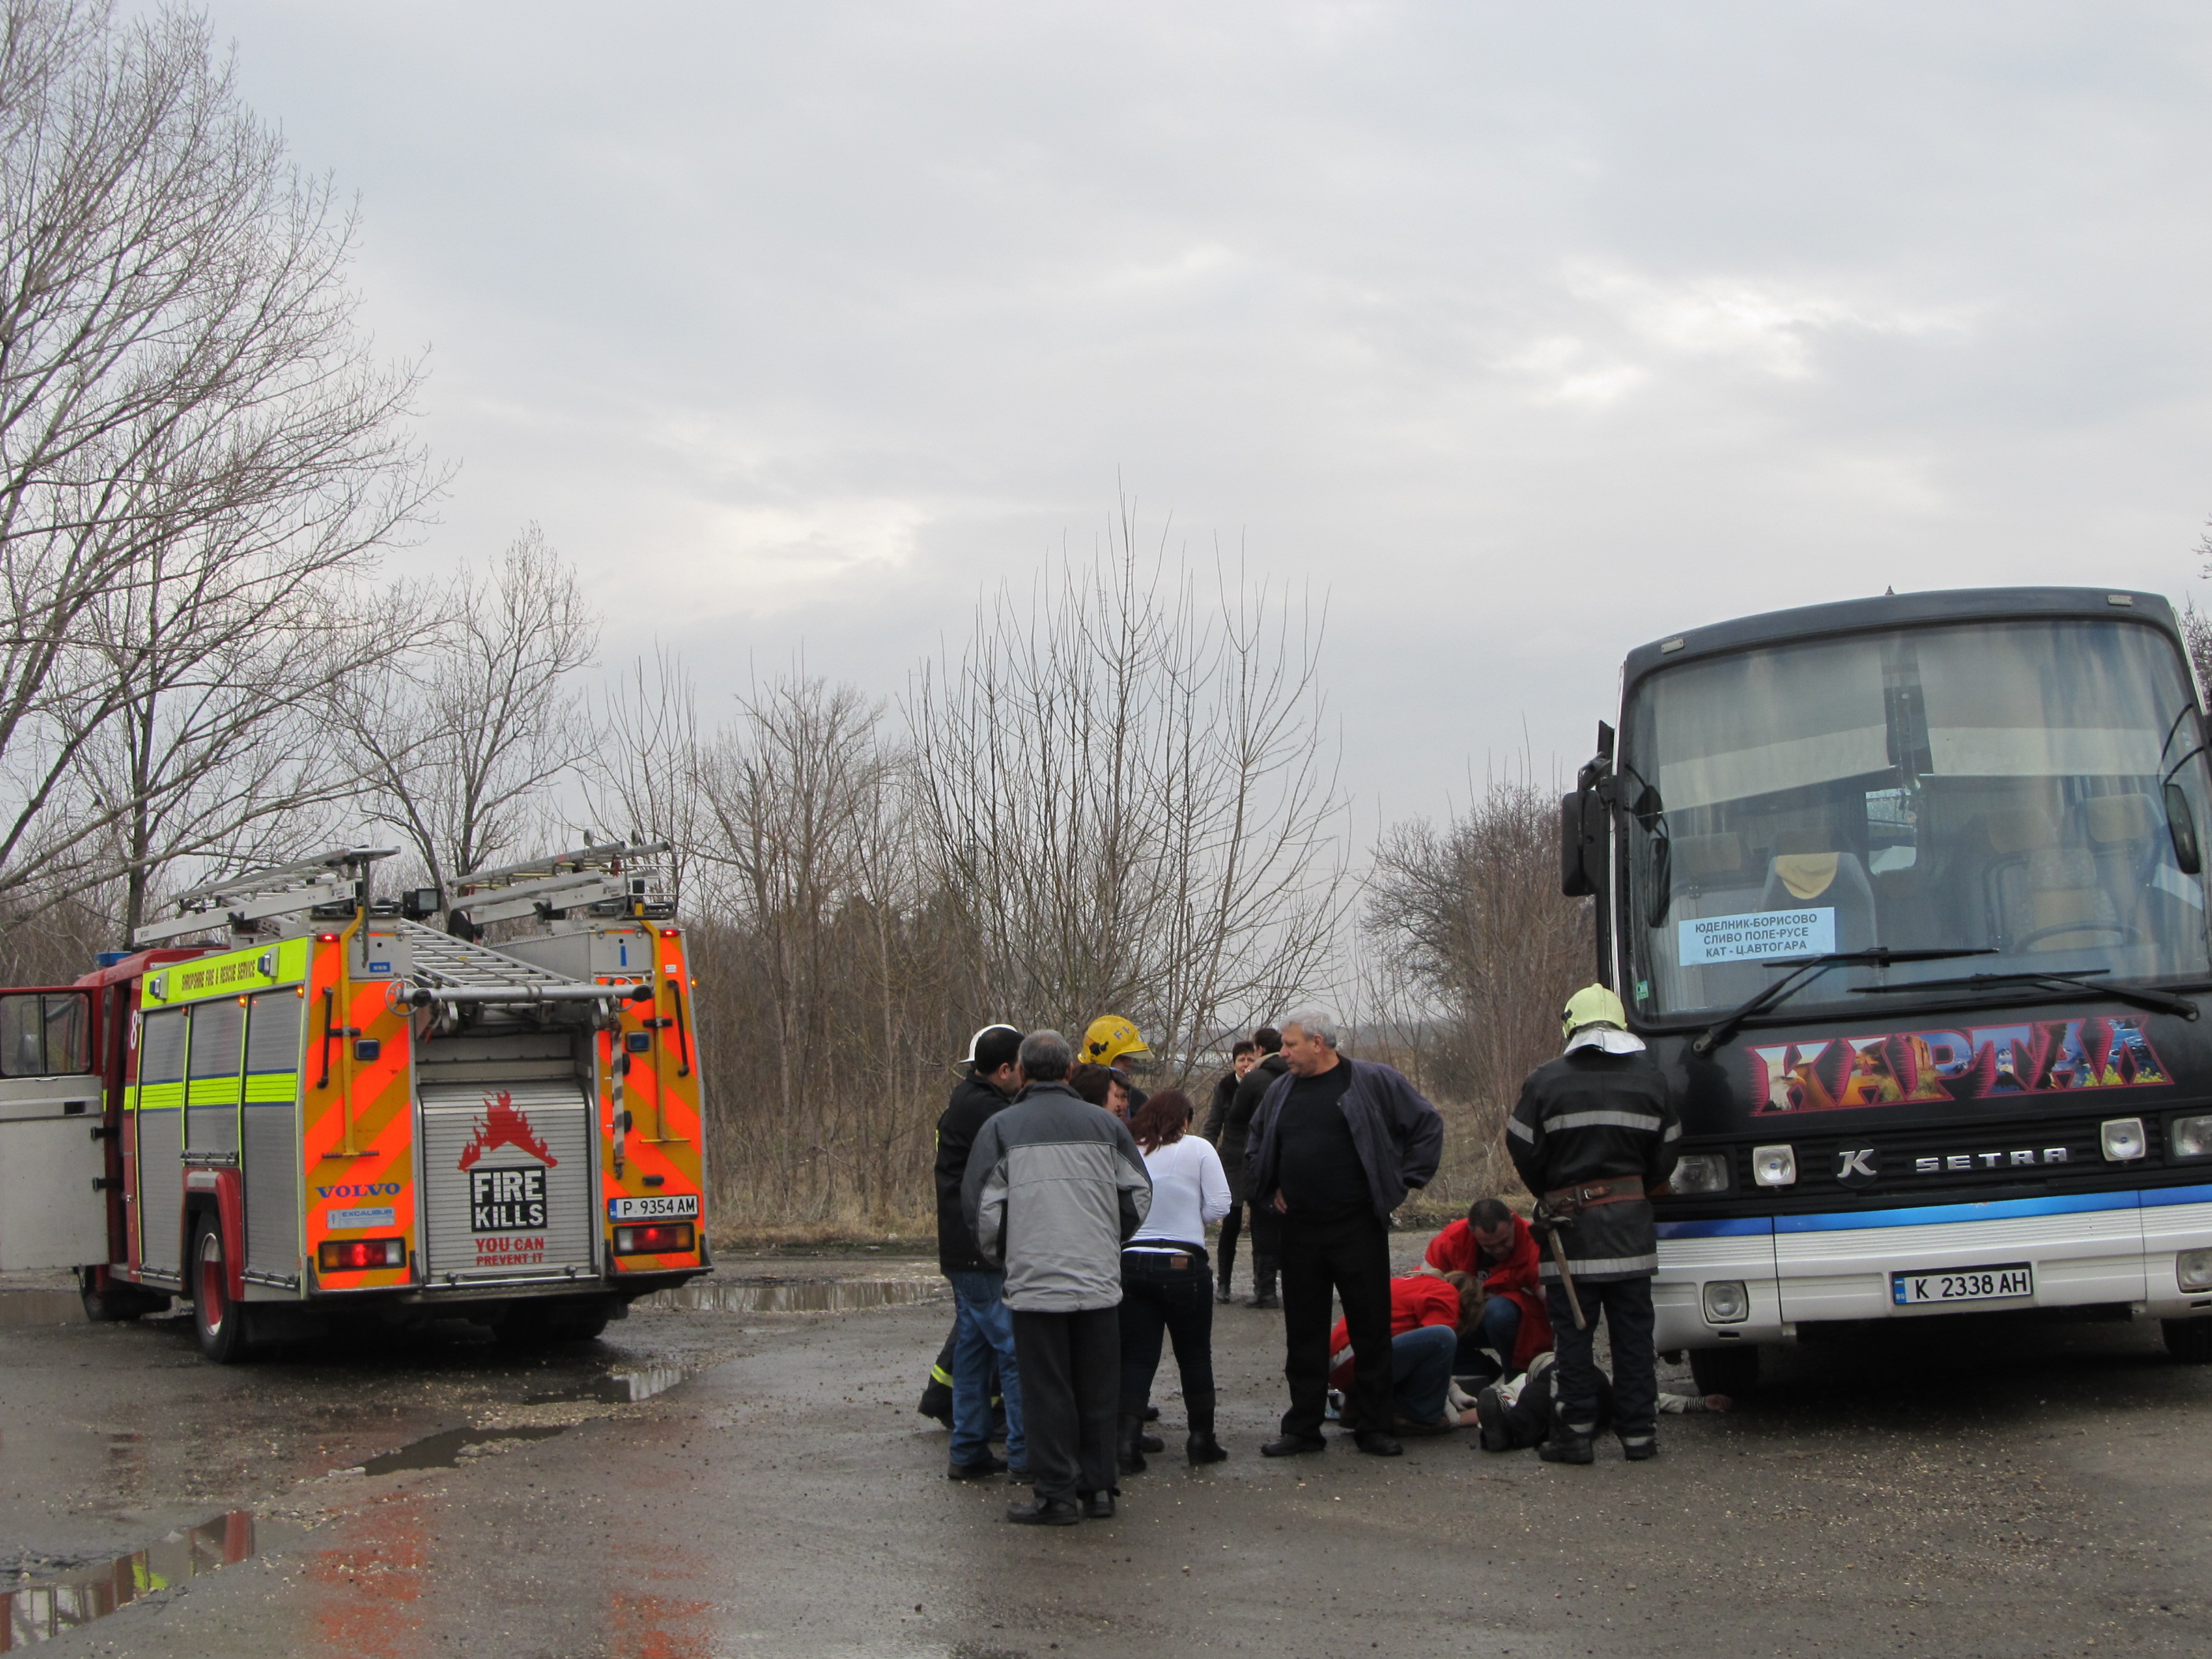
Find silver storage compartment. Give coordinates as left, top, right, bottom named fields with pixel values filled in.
left=419, top=1079, right=595, bottom=1282
left=242, top=992, right=302, bottom=1281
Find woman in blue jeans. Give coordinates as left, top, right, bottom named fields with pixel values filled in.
left=1116, top=1090, right=1232, bottom=1470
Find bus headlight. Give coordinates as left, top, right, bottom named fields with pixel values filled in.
left=2178, top=1250, right=2212, bottom=1292
left=2100, top=1118, right=2147, bottom=1162
left=1752, top=1144, right=1797, bottom=1188
left=1702, top=1280, right=1749, bottom=1323
left=2170, top=1115, right=2212, bottom=1160
left=1669, top=1152, right=1729, bottom=1195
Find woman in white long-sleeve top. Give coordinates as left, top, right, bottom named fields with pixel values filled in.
left=1116, top=1089, right=1232, bottom=1470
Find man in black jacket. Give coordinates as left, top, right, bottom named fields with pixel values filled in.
left=1199, top=1038, right=1259, bottom=1302
left=1245, top=1009, right=1445, bottom=1458
left=934, top=1024, right=1027, bottom=1479
left=1221, top=1028, right=1290, bottom=1306
left=1506, top=984, right=1680, bottom=1466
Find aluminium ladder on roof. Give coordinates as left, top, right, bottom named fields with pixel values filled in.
left=388, top=917, right=645, bottom=1009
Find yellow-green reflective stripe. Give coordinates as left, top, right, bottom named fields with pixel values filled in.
left=244, top=1072, right=298, bottom=1104
left=137, top=1082, right=183, bottom=1110
left=187, top=1079, right=242, bottom=1107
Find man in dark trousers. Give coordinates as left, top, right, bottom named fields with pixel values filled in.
left=1221, top=1027, right=1291, bottom=1306
left=1199, top=1037, right=1258, bottom=1302
left=1244, top=1009, right=1445, bottom=1459
left=934, top=1024, right=1027, bottom=1480
left=965, top=1029, right=1152, bottom=1525
left=1507, top=983, right=1681, bottom=1465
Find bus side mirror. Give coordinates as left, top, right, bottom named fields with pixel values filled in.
left=2165, top=782, right=2203, bottom=875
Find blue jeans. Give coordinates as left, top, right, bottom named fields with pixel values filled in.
left=1390, top=1324, right=1460, bottom=1426
left=948, top=1270, right=1024, bottom=1469
left=1454, top=1295, right=1522, bottom=1377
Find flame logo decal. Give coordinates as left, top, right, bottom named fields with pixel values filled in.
left=456, top=1090, right=558, bottom=1170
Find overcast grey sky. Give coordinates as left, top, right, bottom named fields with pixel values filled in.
left=201, top=1, right=2212, bottom=828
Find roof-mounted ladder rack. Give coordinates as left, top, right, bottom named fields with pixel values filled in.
left=133, top=848, right=399, bottom=947
left=451, top=839, right=674, bottom=928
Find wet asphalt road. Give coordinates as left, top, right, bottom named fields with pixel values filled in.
left=2, top=1246, right=2210, bottom=1659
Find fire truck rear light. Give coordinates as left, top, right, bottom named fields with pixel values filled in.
left=614, top=1222, right=694, bottom=1255
left=319, top=1237, right=404, bottom=1272
left=659, top=928, right=680, bottom=938
left=317, top=932, right=339, bottom=943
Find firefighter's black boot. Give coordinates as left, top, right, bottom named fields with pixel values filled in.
left=1247, top=1255, right=1280, bottom=1309
left=917, top=1375, right=953, bottom=1429
left=1137, top=1401, right=1164, bottom=1454
left=1117, top=1397, right=1148, bottom=1475
left=1619, top=1430, right=1658, bottom=1462
left=1538, top=1423, right=1596, bottom=1465
left=1185, top=1390, right=1229, bottom=1465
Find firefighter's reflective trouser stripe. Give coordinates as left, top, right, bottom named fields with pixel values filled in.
left=1546, top=1276, right=1658, bottom=1443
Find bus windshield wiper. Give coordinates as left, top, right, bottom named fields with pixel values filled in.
left=1852, top=967, right=2199, bottom=1020
left=1690, top=947, right=1998, bottom=1056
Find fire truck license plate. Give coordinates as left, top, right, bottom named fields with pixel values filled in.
left=1891, top=1264, right=2032, bottom=1306
left=609, top=1193, right=700, bottom=1220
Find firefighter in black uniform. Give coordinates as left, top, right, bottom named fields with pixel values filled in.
left=1506, top=984, right=1680, bottom=1464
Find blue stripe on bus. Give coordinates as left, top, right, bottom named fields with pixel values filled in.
left=1774, top=1191, right=2142, bottom=1232
left=2139, top=1183, right=2212, bottom=1209
left=1655, top=1218, right=1774, bottom=1239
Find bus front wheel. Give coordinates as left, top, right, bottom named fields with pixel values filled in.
left=1689, top=1344, right=1760, bottom=1397
left=2163, top=1317, right=2212, bottom=1363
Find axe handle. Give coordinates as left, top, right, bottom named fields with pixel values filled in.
left=1546, top=1227, right=1588, bottom=1330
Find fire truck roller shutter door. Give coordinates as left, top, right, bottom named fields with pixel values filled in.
left=419, top=1080, right=596, bottom=1281
left=185, top=997, right=244, bottom=1159
left=242, top=992, right=303, bottom=1281
left=136, top=1009, right=187, bottom=1275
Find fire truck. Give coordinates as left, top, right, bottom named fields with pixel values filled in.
left=1562, top=587, right=2212, bottom=1393
left=0, top=841, right=710, bottom=1361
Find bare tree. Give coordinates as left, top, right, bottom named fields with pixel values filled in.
left=346, top=524, right=596, bottom=893
left=1363, top=772, right=1590, bottom=1202
left=584, top=644, right=705, bottom=906
left=0, top=1, right=436, bottom=921
left=906, top=501, right=1346, bottom=1079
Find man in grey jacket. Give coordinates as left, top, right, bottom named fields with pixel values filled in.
left=964, top=1028, right=1152, bottom=1525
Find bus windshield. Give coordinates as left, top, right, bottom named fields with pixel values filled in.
left=1621, top=617, right=2212, bottom=1019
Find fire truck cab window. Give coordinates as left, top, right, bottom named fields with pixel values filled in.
left=0, top=992, right=89, bottom=1075
left=1623, top=618, right=2212, bottom=1018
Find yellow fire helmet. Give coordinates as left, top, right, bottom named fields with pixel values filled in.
left=1560, top=983, right=1628, bottom=1040
left=1082, top=1014, right=1150, bottom=1071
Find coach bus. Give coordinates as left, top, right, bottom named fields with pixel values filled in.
left=1562, top=586, right=2212, bottom=1393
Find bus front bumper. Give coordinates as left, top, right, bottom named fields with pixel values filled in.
left=1653, top=1185, right=2212, bottom=1350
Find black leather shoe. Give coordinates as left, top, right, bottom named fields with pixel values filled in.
left=1538, top=1434, right=1595, bottom=1465
left=1214, top=1280, right=1233, bottom=1303
left=1006, top=1465, right=1030, bottom=1483
left=1247, top=1291, right=1280, bottom=1309
left=1006, top=1496, right=1082, bottom=1525
left=1186, top=1431, right=1229, bottom=1465
left=947, top=1455, right=1008, bottom=1479
left=1260, top=1433, right=1327, bottom=1457
left=1353, top=1429, right=1403, bottom=1457
left=1141, top=1404, right=1160, bottom=1423
left=1137, top=1431, right=1165, bottom=1453
left=1621, top=1437, right=1658, bottom=1463
left=1085, top=1490, right=1115, bottom=1519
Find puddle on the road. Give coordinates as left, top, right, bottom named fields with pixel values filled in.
left=648, top=1277, right=946, bottom=1313
left=0, top=1290, right=82, bottom=1329
left=526, top=1363, right=691, bottom=1405
left=2, top=1511, right=252, bottom=1646
left=353, top=1423, right=567, bottom=1476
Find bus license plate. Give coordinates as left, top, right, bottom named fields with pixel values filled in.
left=608, top=1193, right=700, bottom=1221
left=1892, top=1263, right=2032, bottom=1306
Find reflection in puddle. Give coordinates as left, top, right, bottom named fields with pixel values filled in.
left=647, top=1278, right=946, bottom=1313
left=0, top=1291, right=82, bottom=1330
left=1, top=1511, right=252, bottom=1646
left=355, top=1424, right=566, bottom=1477
left=527, top=1364, right=691, bottom=1406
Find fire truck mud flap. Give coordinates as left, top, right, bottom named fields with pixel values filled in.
left=418, top=1080, right=598, bottom=1286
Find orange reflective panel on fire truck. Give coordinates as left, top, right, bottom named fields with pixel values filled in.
left=302, top=930, right=415, bottom=1288
left=599, top=927, right=705, bottom=1273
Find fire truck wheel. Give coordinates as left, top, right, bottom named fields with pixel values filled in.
left=1688, top=1344, right=1760, bottom=1397
left=2163, top=1317, right=2212, bottom=1364
left=190, top=1218, right=255, bottom=1364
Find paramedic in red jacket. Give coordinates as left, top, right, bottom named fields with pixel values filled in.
left=1324, top=1273, right=1475, bottom=1434
left=1422, top=1198, right=1551, bottom=1378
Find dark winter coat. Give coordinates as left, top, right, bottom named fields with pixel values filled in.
left=1505, top=1046, right=1681, bottom=1282
left=934, top=1073, right=1014, bottom=1273
left=1244, top=1057, right=1445, bottom=1225
left=1215, top=1053, right=1287, bottom=1172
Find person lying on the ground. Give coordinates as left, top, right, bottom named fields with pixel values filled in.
left=1419, top=1197, right=1551, bottom=1379
left=1466, top=1353, right=1732, bottom=1452
left=1324, top=1272, right=1485, bottom=1435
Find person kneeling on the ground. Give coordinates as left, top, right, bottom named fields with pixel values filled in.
left=1419, top=1197, right=1551, bottom=1381
left=1323, top=1271, right=1485, bottom=1437
left=964, top=1029, right=1152, bottom=1528
left=1469, top=1353, right=1730, bottom=1452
